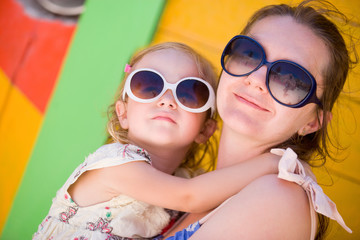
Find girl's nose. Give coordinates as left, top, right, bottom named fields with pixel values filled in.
left=157, top=90, right=177, bottom=109
left=243, top=65, right=268, bottom=93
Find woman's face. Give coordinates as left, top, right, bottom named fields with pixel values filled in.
left=216, top=16, right=330, bottom=147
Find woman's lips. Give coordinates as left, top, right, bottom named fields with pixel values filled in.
left=234, top=93, right=270, bottom=112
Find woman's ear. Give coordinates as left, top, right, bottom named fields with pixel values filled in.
left=195, top=119, right=217, bottom=144
left=298, top=109, right=332, bottom=136
left=116, top=100, right=129, bottom=129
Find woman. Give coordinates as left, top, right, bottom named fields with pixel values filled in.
left=165, top=0, right=357, bottom=239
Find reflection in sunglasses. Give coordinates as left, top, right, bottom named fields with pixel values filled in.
left=123, top=68, right=216, bottom=115
left=221, top=35, right=322, bottom=108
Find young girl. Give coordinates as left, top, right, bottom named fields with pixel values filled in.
left=33, top=42, right=279, bottom=240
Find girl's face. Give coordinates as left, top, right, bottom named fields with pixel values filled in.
left=217, top=16, right=330, bottom=147
left=117, top=49, right=210, bottom=151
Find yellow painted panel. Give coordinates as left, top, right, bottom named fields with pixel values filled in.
left=153, top=0, right=360, bottom=238
left=0, top=85, right=42, bottom=233
left=319, top=176, right=360, bottom=239
left=153, top=0, right=284, bottom=73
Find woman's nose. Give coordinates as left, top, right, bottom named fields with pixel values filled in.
left=157, top=90, right=177, bottom=109
left=243, top=65, right=268, bottom=93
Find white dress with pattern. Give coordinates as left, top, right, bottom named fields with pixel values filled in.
left=33, top=143, right=172, bottom=240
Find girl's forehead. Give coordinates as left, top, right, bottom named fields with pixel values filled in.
left=135, top=49, right=200, bottom=82
left=136, top=49, right=192, bottom=66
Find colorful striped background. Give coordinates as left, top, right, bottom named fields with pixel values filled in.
left=1, top=0, right=359, bottom=239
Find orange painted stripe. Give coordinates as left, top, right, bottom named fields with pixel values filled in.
left=0, top=71, right=42, bottom=233
left=0, top=69, right=10, bottom=111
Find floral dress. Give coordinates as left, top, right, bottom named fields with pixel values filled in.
left=33, top=143, right=181, bottom=240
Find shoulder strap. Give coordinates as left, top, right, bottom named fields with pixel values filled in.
left=272, top=148, right=352, bottom=236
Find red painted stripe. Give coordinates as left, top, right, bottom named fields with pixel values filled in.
left=0, top=0, right=76, bottom=113
left=0, top=0, right=33, bottom=81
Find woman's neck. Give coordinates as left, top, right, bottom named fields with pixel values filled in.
left=216, top=125, right=269, bottom=169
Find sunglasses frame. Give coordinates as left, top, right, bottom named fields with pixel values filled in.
left=221, top=35, right=323, bottom=108
left=122, top=68, right=216, bottom=116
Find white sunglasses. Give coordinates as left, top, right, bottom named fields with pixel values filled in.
left=122, top=68, right=215, bottom=116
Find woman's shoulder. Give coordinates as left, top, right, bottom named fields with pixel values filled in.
left=246, top=174, right=309, bottom=208
left=222, top=174, right=311, bottom=239
left=187, top=174, right=311, bottom=239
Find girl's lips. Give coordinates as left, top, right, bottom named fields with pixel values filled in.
left=235, top=93, right=270, bottom=112
left=152, top=115, right=176, bottom=124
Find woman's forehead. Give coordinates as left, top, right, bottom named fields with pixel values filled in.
left=248, top=16, right=330, bottom=87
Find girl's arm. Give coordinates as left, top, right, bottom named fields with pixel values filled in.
left=71, top=153, right=279, bottom=211
left=94, top=152, right=280, bottom=213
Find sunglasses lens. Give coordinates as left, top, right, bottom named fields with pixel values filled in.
left=130, top=70, right=164, bottom=100
left=223, top=37, right=263, bottom=76
left=268, top=62, right=312, bottom=105
left=176, top=80, right=210, bottom=109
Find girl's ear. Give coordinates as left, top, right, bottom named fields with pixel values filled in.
left=297, top=110, right=332, bottom=136
left=116, top=101, right=129, bottom=129
left=195, top=119, right=217, bottom=144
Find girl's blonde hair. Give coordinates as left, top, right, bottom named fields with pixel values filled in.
left=107, top=42, right=218, bottom=174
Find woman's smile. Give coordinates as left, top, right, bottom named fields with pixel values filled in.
left=234, top=92, right=270, bottom=112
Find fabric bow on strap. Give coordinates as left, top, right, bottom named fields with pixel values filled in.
left=271, top=148, right=352, bottom=234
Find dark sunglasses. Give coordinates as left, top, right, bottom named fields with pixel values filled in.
left=122, top=68, right=215, bottom=115
left=221, top=35, right=322, bottom=108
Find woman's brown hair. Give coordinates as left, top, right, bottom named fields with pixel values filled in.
left=241, top=0, right=358, bottom=164
left=240, top=1, right=358, bottom=238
